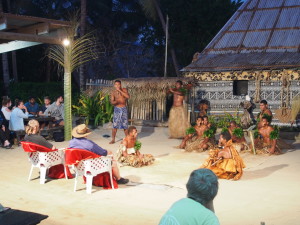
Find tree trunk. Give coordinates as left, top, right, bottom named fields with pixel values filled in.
left=6, top=0, right=18, bottom=83
left=2, top=53, right=10, bottom=95
left=11, top=51, right=18, bottom=82
left=152, top=0, right=180, bottom=77
left=64, top=47, right=72, bottom=141
left=79, top=0, right=87, bottom=90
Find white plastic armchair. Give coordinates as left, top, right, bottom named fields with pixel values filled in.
left=65, top=148, right=114, bottom=194
left=21, top=142, right=67, bottom=184
left=73, top=156, right=114, bottom=194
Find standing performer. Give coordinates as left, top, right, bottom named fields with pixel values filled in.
left=110, top=80, right=130, bottom=144
left=168, top=80, right=190, bottom=139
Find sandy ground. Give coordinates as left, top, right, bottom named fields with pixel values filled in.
left=0, top=125, right=300, bottom=225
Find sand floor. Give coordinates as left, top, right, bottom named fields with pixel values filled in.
left=0, top=126, right=299, bottom=225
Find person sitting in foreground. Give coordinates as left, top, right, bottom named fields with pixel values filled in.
left=201, top=131, right=245, bottom=181
left=226, top=121, right=249, bottom=152
left=24, top=119, right=56, bottom=149
left=44, top=95, right=64, bottom=126
left=69, top=124, right=129, bottom=184
left=24, top=97, right=39, bottom=116
left=116, top=126, right=155, bottom=167
left=159, top=168, right=220, bottom=225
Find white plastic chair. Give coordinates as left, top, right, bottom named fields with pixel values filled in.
left=72, top=155, right=114, bottom=194
left=27, top=149, right=67, bottom=184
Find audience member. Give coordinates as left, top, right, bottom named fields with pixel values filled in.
left=0, top=115, right=12, bottom=149
left=44, top=96, right=64, bottom=126
left=69, top=124, right=129, bottom=185
left=24, top=119, right=55, bottom=149
left=9, top=100, right=29, bottom=131
left=1, top=97, right=12, bottom=121
left=39, top=96, right=51, bottom=115
left=159, top=168, right=220, bottom=225
left=25, top=97, right=39, bottom=115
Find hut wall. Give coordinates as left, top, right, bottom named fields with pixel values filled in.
left=194, top=80, right=300, bottom=113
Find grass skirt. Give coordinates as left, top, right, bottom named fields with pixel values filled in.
left=168, top=106, right=189, bottom=138
left=119, top=154, right=155, bottom=167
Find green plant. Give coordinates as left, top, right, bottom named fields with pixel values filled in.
left=186, top=127, right=196, bottom=135
left=270, top=126, right=279, bottom=140
left=134, top=140, right=142, bottom=151
left=203, top=126, right=217, bottom=138
left=73, top=91, right=113, bottom=127
left=233, top=127, right=244, bottom=138
left=221, top=127, right=228, bottom=133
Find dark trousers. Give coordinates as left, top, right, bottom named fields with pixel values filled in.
left=0, top=127, right=10, bottom=144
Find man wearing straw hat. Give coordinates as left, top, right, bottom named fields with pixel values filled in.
left=109, top=80, right=130, bottom=144
left=70, top=124, right=129, bottom=184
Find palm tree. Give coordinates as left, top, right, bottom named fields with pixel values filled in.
left=139, top=0, right=180, bottom=77
left=47, top=15, right=99, bottom=140
left=79, top=0, right=87, bottom=90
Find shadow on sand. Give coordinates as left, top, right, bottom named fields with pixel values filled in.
left=138, top=126, right=155, bottom=139
left=243, top=164, right=288, bottom=180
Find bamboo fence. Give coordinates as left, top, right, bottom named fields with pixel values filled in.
left=85, top=77, right=193, bottom=121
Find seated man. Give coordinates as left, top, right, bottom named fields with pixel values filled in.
left=116, top=126, right=155, bottom=167
left=178, top=117, right=209, bottom=152
left=257, top=100, right=272, bottom=129
left=159, top=168, right=220, bottom=225
left=201, top=131, right=245, bottom=180
left=227, top=121, right=249, bottom=152
left=39, top=96, right=52, bottom=115
left=44, top=96, right=64, bottom=126
left=69, top=124, right=129, bottom=185
left=25, top=97, right=39, bottom=115
left=9, top=100, right=29, bottom=131
left=254, top=117, right=293, bottom=154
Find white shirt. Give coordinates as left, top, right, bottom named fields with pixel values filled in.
left=1, top=106, right=12, bottom=120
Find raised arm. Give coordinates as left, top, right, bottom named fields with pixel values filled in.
left=169, top=88, right=184, bottom=96
left=118, top=88, right=130, bottom=99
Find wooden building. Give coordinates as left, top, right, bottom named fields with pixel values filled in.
left=182, top=0, right=300, bottom=120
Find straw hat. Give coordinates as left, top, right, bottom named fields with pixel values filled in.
left=72, top=124, right=92, bottom=138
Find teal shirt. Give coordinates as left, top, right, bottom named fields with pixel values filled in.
left=159, top=198, right=220, bottom=225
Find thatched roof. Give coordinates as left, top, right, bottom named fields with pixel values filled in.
left=182, top=0, right=300, bottom=72
left=116, top=77, right=192, bottom=88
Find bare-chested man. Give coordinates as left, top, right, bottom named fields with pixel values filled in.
left=183, top=117, right=211, bottom=152
left=202, top=116, right=211, bottom=129
left=254, top=117, right=279, bottom=154
left=227, top=121, right=249, bottom=152
left=109, top=80, right=130, bottom=144
left=178, top=116, right=205, bottom=149
left=257, top=100, right=272, bottom=128
left=117, top=126, right=155, bottom=167
left=168, top=80, right=189, bottom=139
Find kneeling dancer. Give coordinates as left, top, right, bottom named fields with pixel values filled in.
left=117, top=126, right=155, bottom=167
